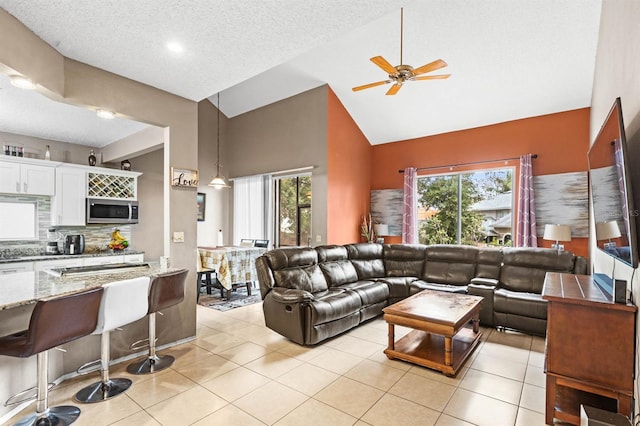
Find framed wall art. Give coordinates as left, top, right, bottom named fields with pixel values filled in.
left=171, top=167, right=199, bottom=188
left=197, top=192, right=206, bottom=221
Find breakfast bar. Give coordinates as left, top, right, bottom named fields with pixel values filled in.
left=0, top=264, right=185, bottom=422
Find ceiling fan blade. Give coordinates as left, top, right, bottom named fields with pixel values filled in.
left=352, top=80, right=392, bottom=92
left=412, top=59, right=448, bottom=76
left=370, top=56, right=398, bottom=75
left=385, top=84, right=402, bottom=96
left=413, top=74, right=451, bottom=81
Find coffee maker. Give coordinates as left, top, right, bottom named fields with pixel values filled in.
left=64, top=235, right=85, bottom=255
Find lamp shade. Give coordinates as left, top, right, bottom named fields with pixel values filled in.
left=374, top=224, right=389, bottom=236
left=596, top=221, right=621, bottom=240
left=543, top=224, right=571, bottom=242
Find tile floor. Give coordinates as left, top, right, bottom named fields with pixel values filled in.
left=7, top=302, right=550, bottom=426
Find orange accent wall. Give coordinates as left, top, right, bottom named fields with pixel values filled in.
left=327, top=88, right=372, bottom=244
left=372, top=108, right=590, bottom=257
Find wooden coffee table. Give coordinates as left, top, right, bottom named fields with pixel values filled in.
left=383, top=290, right=483, bottom=376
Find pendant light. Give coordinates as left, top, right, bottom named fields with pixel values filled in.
left=208, top=92, right=230, bottom=189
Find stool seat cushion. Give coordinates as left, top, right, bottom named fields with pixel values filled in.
left=0, top=287, right=103, bottom=358
left=148, top=270, right=188, bottom=313
left=94, top=277, right=151, bottom=334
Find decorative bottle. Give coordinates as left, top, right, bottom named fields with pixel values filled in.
left=88, top=150, right=96, bottom=166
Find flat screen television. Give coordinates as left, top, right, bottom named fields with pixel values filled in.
left=588, top=97, right=639, bottom=268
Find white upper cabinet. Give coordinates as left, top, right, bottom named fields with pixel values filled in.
left=52, top=166, right=87, bottom=226
left=0, top=158, right=55, bottom=195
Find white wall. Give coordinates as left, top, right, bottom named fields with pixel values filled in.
left=591, top=0, right=640, bottom=414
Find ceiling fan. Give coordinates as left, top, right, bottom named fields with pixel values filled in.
left=352, top=7, right=450, bottom=96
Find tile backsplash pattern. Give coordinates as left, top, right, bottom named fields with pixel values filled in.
left=0, top=194, right=132, bottom=256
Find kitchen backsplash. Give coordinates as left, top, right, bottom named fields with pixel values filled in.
left=0, top=194, right=132, bottom=256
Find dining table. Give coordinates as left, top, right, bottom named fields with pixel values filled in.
left=197, top=246, right=266, bottom=297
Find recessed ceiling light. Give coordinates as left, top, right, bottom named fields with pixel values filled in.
left=10, top=75, right=36, bottom=90
left=166, top=42, right=183, bottom=53
left=96, top=109, right=115, bottom=119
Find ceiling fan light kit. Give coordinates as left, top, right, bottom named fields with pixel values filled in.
left=352, top=8, right=450, bottom=95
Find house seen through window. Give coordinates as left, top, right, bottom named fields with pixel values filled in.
left=417, top=167, right=514, bottom=246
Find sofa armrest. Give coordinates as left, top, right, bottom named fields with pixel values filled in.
left=269, top=287, right=314, bottom=304
left=470, top=277, right=499, bottom=287
left=468, top=282, right=496, bottom=327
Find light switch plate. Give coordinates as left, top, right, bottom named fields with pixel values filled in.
left=172, top=231, right=184, bottom=243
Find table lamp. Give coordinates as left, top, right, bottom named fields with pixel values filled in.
left=543, top=224, right=571, bottom=250
left=596, top=220, right=621, bottom=249
left=374, top=224, right=389, bottom=244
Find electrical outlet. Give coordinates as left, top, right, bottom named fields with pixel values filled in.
left=315, top=235, right=322, bottom=242
left=172, top=231, right=184, bottom=243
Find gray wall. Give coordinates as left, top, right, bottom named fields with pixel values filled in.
left=591, top=0, right=640, bottom=414
left=225, top=86, right=329, bottom=245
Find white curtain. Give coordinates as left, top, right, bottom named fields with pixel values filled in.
left=233, top=174, right=273, bottom=246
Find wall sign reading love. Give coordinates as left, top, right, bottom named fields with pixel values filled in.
left=171, top=167, right=199, bottom=188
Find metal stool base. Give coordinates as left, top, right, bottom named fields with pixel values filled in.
left=13, top=405, right=81, bottom=426
left=74, top=378, right=132, bottom=404
left=126, top=354, right=174, bottom=375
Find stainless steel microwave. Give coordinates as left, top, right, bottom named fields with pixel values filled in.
left=86, top=198, right=139, bottom=224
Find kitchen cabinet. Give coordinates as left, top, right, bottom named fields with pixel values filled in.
left=51, top=166, right=87, bottom=226
left=87, top=170, right=141, bottom=200
left=34, top=258, right=83, bottom=272
left=0, top=159, right=55, bottom=196
left=0, top=262, right=34, bottom=274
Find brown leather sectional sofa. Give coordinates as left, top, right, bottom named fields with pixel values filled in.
left=255, top=243, right=587, bottom=345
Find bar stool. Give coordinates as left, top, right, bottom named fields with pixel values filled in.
left=74, top=277, right=150, bottom=403
left=127, top=269, right=188, bottom=375
left=0, top=287, right=103, bottom=426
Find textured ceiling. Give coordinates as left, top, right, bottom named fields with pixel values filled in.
left=0, top=0, right=602, bottom=148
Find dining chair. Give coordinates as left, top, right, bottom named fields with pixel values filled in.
left=254, top=239, right=269, bottom=248
left=240, top=239, right=255, bottom=247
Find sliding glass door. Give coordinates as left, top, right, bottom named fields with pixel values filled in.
left=275, top=174, right=311, bottom=247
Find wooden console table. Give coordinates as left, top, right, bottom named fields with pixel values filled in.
left=542, top=273, right=636, bottom=425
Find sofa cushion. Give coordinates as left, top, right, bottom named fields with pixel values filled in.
left=499, top=248, right=577, bottom=293
left=476, top=248, right=503, bottom=280
left=264, top=247, right=318, bottom=270
left=316, top=245, right=349, bottom=262
left=319, top=261, right=359, bottom=287
left=335, top=281, right=390, bottom=305
left=383, top=244, right=426, bottom=277
left=308, top=290, right=362, bottom=325
left=273, top=265, right=328, bottom=293
left=346, top=243, right=385, bottom=279
left=494, top=288, right=547, bottom=320
left=422, top=245, right=478, bottom=285
left=410, top=281, right=468, bottom=294
left=377, top=276, right=416, bottom=301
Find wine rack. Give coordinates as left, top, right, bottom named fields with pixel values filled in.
left=87, top=172, right=136, bottom=199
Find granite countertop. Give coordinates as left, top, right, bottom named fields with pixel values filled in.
left=0, top=263, right=179, bottom=310
left=0, top=250, right=145, bottom=264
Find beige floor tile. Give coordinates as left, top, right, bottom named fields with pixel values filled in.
left=244, top=352, right=302, bottom=379
left=470, top=352, right=527, bottom=381
left=201, top=367, right=271, bottom=402
left=192, top=331, right=247, bottom=354
left=274, top=398, right=357, bottom=426
left=314, top=376, right=384, bottom=418
left=191, top=404, right=265, bottom=426
left=443, top=388, right=518, bottom=426
left=173, top=353, right=240, bottom=384
left=325, top=334, right=386, bottom=358
left=361, top=393, right=440, bottom=426
left=524, top=364, right=546, bottom=388
left=276, top=340, right=328, bottom=362
left=109, top=410, right=162, bottom=426
left=345, top=359, right=406, bottom=391
left=276, top=363, right=339, bottom=396
left=520, top=383, right=545, bottom=414
left=217, top=341, right=274, bottom=365
left=125, top=369, right=198, bottom=408
left=367, top=349, right=412, bottom=371
left=348, top=322, right=388, bottom=343
left=388, top=372, right=456, bottom=411
left=307, top=348, right=364, bottom=375
left=407, top=364, right=469, bottom=386
left=434, top=414, right=475, bottom=426
left=459, top=368, right=523, bottom=405
left=146, top=386, right=227, bottom=425
left=530, top=336, right=546, bottom=353
left=234, top=381, right=308, bottom=425
left=480, top=341, right=530, bottom=364
left=528, top=350, right=545, bottom=368
left=515, top=407, right=547, bottom=425
left=486, top=329, right=532, bottom=350
left=163, top=342, right=215, bottom=370
left=65, top=395, right=142, bottom=426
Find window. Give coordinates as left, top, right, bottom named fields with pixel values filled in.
left=0, top=201, right=37, bottom=240
left=275, top=175, right=311, bottom=247
left=417, top=168, right=513, bottom=246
